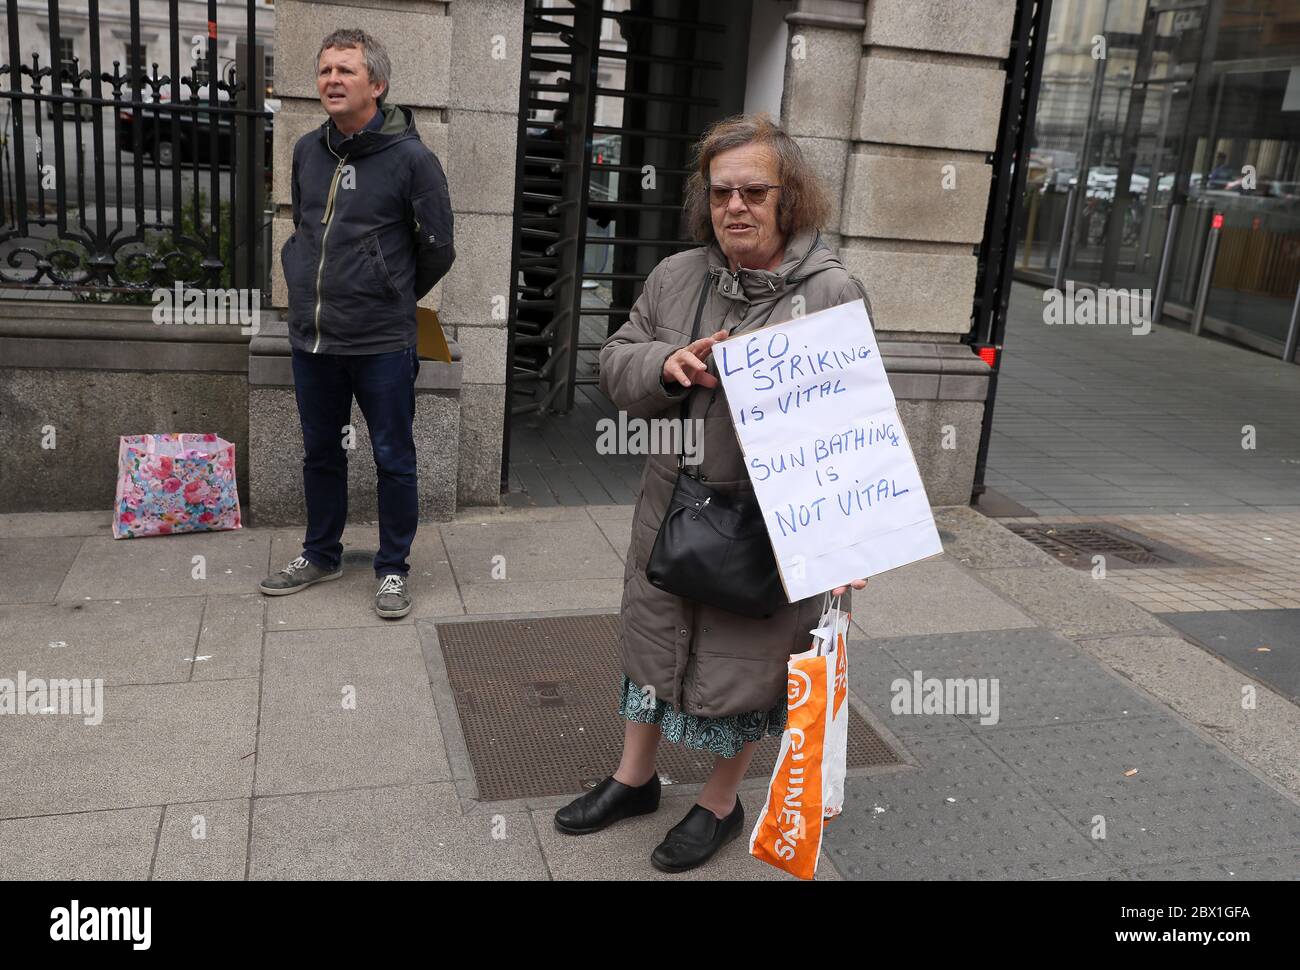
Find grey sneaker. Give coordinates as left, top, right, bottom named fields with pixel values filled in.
left=375, top=573, right=412, bottom=619
left=259, top=555, right=343, bottom=596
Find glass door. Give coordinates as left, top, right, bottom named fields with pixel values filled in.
left=1066, top=0, right=1205, bottom=292
left=1161, top=1, right=1300, bottom=351
left=1195, top=65, right=1300, bottom=345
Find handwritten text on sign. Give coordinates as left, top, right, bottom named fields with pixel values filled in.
left=716, top=299, right=943, bottom=601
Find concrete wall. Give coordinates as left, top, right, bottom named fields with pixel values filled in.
left=779, top=0, right=1008, bottom=504
left=0, top=302, right=251, bottom=514
left=247, top=317, right=462, bottom=525
left=267, top=0, right=522, bottom=509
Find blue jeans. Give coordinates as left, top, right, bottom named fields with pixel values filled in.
left=291, top=345, right=420, bottom=577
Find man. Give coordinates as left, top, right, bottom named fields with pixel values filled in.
left=259, top=28, right=454, bottom=618
left=1207, top=152, right=1235, bottom=190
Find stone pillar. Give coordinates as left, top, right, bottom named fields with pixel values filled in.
left=443, top=0, right=523, bottom=507
left=780, top=0, right=1011, bottom=505
left=780, top=0, right=865, bottom=254
left=253, top=0, right=522, bottom=523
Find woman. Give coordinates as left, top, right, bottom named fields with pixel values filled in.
left=553, top=114, right=872, bottom=873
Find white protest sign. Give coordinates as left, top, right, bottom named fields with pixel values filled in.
left=715, top=298, right=943, bottom=602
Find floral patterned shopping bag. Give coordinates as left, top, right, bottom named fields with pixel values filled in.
left=112, top=433, right=242, bottom=539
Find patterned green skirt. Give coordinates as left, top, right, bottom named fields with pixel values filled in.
left=617, top=675, right=787, bottom=759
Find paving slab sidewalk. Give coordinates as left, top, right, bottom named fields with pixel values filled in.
left=1, top=504, right=1297, bottom=880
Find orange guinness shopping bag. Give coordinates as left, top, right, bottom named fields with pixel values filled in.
left=749, top=595, right=850, bottom=879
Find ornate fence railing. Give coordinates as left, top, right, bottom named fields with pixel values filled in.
left=0, top=0, right=271, bottom=298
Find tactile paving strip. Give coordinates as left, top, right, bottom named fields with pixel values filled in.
left=1119, top=846, right=1300, bottom=881
left=824, top=625, right=1300, bottom=879
left=860, top=628, right=1167, bottom=731
left=435, top=613, right=902, bottom=801
left=824, top=717, right=1300, bottom=880
left=824, top=733, right=1115, bottom=880
left=981, top=716, right=1300, bottom=868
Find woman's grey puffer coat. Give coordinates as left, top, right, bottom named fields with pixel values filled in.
left=599, top=228, right=872, bottom=719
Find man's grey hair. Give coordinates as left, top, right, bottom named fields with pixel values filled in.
left=317, top=29, right=391, bottom=101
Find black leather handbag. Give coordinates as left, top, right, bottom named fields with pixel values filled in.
left=645, top=272, right=786, bottom=619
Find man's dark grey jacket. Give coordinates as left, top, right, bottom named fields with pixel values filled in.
left=282, top=102, right=455, bottom=355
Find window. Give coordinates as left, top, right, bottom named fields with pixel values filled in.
left=57, top=37, right=76, bottom=82
left=265, top=52, right=274, bottom=95
left=124, top=42, right=148, bottom=84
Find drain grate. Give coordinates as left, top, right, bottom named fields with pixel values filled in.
left=435, top=613, right=902, bottom=801
left=1008, top=524, right=1173, bottom=569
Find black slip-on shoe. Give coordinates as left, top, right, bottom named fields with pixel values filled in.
left=650, top=798, right=744, bottom=873
left=553, top=774, right=661, bottom=835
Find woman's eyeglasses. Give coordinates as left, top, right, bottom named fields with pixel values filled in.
left=708, top=183, right=781, bottom=207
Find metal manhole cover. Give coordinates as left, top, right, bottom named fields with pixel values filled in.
left=1006, top=524, right=1205, bottom=569
left=435, top=613, right=902, bottom=801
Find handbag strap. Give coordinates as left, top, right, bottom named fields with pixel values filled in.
left=676, top=269, right=719, bottom=466
left=687, top=268, right=713, bottom=344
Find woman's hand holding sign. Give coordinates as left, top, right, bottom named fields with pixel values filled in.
left=663, top=329, right=729, bottom=389
left=662, top=320, right=872, bottom=599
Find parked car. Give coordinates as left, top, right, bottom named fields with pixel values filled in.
left=45, top=82, right=95, bottom=122
left=116, top=85, right=275, bottom=167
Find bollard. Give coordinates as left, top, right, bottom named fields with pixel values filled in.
left=1053, top=184, right=1079, bottom=291
left=1151, top=202, right=1181, bottom=327
left=1190, top=212, right=1223, bottom=337
left=1284, top=278, right=1300, bottom=364
left=1022, top=188, right=1042, bottom=269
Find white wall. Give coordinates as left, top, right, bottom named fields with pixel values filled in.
left=743, top=0, right=791, bottom=119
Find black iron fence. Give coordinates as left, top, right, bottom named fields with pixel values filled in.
left=0, top=0, right=271, bottom=297
left=968, top=0, right=1054, bottom=499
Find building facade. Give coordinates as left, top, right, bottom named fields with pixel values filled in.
left=2, top=0, right=276, bottom=94
left=1017, top=0, right=1300, bottom=359
left=260, top=0, right=1011, bottom=516
left=3, top=0, right=1024, bottom=516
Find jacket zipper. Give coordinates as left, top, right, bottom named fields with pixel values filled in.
left=311, top=146, right=350, bottom=353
